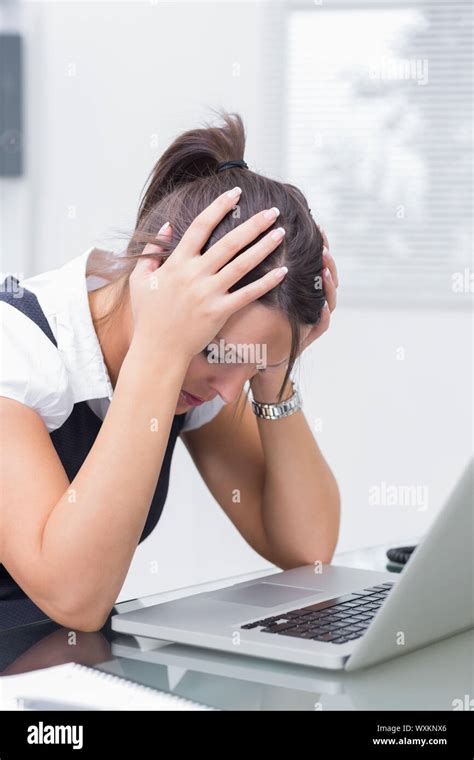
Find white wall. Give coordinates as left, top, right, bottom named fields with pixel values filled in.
left=1, top=1, right=471, bottom=603
left=300, top=306, right=472, bottom=548
left=1, top=0, right=280, bottom=276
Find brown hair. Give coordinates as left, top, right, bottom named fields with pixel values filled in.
left=92, top=111, right=325, bottom=407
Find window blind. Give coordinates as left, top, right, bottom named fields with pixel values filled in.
left=286, top=0, right=473, bottom=306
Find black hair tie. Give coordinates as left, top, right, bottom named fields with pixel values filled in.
left=216, top=159, right=248, bottom=173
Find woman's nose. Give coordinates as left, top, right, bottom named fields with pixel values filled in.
left=209, top=366, right=257, bottom=405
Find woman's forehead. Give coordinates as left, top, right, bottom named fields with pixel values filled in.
left=222, top=302, right=289, bottom=335
left=217, top=304, right=294, bottom=364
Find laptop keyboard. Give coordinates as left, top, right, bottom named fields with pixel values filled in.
left=240, top=582, right=394, bottom=645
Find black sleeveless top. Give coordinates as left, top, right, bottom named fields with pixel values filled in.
left=0, top=276, right=187, bottom=629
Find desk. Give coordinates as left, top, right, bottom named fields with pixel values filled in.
left=1, top=541, right=472, bottom=711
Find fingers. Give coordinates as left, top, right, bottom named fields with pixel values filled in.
left=203, top=206, right=281, bottom=274
left=178, top=187, right=243, bottom=257
left=323, top=246, right=339, bottom=288
left=320, top=227, right=339, bottom=289
left=134, top=222, right=173, bottom=275
left=320, top=226, right=330, bottom=250
left=216, top=225, right=286, bottom=291
left=225, top=266, right=288, bottom=313
left=323, top=267, right=337, bottom=311
left=310, top=302, right=331, bottom=341
left=142, top=222, right=173, bottom=256
left=133, top=254, right=160, bottom=275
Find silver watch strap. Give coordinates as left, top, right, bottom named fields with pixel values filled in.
left=250, top=382, right=302, bottom=420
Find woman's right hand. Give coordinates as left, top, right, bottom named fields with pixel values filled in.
left=128, top=187, right=287, bottom=361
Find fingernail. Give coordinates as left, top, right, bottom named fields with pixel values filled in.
left=227, top=186, right=242, bottom=198
left=158, top=221, right=170, bottom=234
left=271, top=227, right=285, bottom=241
left=323, top=300, right=329, bottom=310
left=276, top=266, right=288, bottom=278
left=264, top=207, right=280, bottom=220
left=324, top=267, right=331, bottom=279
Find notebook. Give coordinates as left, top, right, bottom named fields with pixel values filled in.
left=0, top=661, right=216, bottom=710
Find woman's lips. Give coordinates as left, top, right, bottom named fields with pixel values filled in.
left=179, top=389, right=205, bottom=406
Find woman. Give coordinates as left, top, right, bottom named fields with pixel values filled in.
left=0, top=113, right=340, bottom=633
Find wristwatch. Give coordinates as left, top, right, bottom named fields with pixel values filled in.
left=250, top=380, right=302, bottom=420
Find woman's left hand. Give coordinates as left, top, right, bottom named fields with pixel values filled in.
left=265, top=228, right=339, bottom=368
left=250, top=230, right=338, bottom=397
left=299, top=228, right=339, bottom=352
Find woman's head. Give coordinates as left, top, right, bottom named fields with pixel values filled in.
left=96, top=111, right=325, bottom=408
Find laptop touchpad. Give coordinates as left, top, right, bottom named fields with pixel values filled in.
left=209, top=582, right=322, bottom=607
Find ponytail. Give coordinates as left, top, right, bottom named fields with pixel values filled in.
left=135, top=111, right=246, bottom=228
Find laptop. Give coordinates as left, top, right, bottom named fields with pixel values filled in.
left=108, top=627, right=474, bottom=710
left=112, top=459, right=473, bottom=671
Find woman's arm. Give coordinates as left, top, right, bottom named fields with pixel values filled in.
left=181, top=239, right=340, bottom=568
left=251, top=370, right=340, bottom=565
left=0, top=341, right=189, bottom=632
left=181, top=387, right=340, bottom=569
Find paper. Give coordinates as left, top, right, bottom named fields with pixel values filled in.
left=0, top=662, right=216, bottom=710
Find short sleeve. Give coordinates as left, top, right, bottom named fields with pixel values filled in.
left=0, top=303, right=73, bottom=432
left=180, top=395, right=226, bottom=433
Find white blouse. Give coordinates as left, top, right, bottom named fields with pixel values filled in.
left=0, top=246, right=225, bottom=433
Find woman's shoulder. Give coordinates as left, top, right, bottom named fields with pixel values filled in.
left=0, top=301, right=74, bottom=432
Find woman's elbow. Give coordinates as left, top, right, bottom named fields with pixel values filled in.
left=42, top=597, right=110, bottom=633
